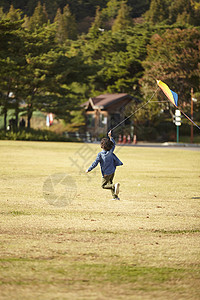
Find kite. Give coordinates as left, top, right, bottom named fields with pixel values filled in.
left=157, top=80, right=178, bottom=107
left=157, top=80, right=200, bottom=130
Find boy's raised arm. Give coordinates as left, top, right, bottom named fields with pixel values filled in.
left=108, top=130, right=115, bottom=152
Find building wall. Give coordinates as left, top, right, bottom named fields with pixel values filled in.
left=85, top=110, right=108, bottom=137
left=84, top=96, right=133, bottom=138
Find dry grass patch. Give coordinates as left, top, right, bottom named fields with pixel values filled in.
left=0, top=140, right=200, bottom=299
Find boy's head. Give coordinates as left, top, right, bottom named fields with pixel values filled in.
left=101, top=138, right=114, bottom=151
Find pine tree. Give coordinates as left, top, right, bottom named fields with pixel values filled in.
left=0, top=7, right=6, bottom=20
left=145, top=0, right=169, bottom=24
left=89, top=6, right=104, bottom=38
left=193, top=1, right=200, bottom=26
left=62, top=4, right=77, bottom=40
left=112, top=1, right=132, bottom=33
left=54, top=7, right=62, bottom=24
left=102, top=0, right=121, bottom=19
left=169, top=0, right=196, bottom=25
left=22, top=15, right=29, bottom=29
left=28, top=1, right=48, bottom=31
left=6, top=4, right=22, bottom=21
left=54, top=5, right=77, bottom=44
left=54, top=8, right=63, bottom=44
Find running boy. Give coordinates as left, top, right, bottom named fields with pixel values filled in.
left=86, top=131, right=123, bottom=200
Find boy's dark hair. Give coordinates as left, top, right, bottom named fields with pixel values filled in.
left=101, top=138, right=114, bottom=151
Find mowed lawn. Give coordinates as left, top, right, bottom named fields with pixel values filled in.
left=0, top=140, right=200, bottom=300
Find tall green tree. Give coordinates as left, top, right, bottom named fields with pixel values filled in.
left=89, top=6, right=104, bottom=38
left=193, top=1, right=200, bottom=26
left=6, top=4, right=22, bottom=21
left=145, top=0, right=198, bottom=26
left=62, top=4, right=77, bottom=40
left=22, top=23, right=91, bottom=127
left=101, top=0, right=121, bottom=19
left=112, top=1, right=132, bottom=32
left=169, top=0, right=196, bottom=25
left=0, top=7, right=5, bottom=20
left=54, top=5, right=77, bottom=44
left=0, top=16, right=91, bottom=130
left=28, top=1, right=48, bottom=31
left=54, top=8, right=63, bottom=43
left=145, top=0, right=169, bottom=24
left=20, top=24, right=68, bottom=128
left=0, top=20, right=26, bottom=130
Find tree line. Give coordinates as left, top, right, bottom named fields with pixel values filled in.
left=0, top=0, right=150, bottom=21
left=0, top=0, right=200, bottom=135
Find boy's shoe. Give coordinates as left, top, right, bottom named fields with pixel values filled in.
left=114, top=183, right=120, bottom=196
left=111, top=197, right=120, bottom=201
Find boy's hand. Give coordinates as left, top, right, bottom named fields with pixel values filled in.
left=85, top=169, right=89, bottom=173
left=108, top=130, right=112, bottom=138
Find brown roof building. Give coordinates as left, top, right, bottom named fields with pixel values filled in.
left=82, top=93, right=135, bottom=138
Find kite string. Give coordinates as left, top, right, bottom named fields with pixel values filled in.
left=110, top=87, right=159, bottom=132
left=179, top=108, right=200, bottom=130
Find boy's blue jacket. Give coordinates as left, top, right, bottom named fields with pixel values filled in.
left=87, top=137, right=123, bottom=176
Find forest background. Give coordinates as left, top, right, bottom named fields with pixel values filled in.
left=0, top=0, right=200, bottom=142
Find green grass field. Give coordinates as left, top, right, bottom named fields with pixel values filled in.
left=0, top=140, right=200, bottom=300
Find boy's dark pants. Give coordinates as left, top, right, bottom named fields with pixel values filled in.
left=101, top=173, right=115, bottom=198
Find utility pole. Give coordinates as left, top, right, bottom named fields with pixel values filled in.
left=191, top=88, right=193, bottom=144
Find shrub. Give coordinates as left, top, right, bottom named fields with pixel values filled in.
left=0, top=128, right=77, bottom=142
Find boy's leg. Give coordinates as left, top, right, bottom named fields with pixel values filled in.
left=109, top=173, right=115, bottom=198
left=109, top=174, right=120, bottom=199
left=101, top=173, right=115, bottom=197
